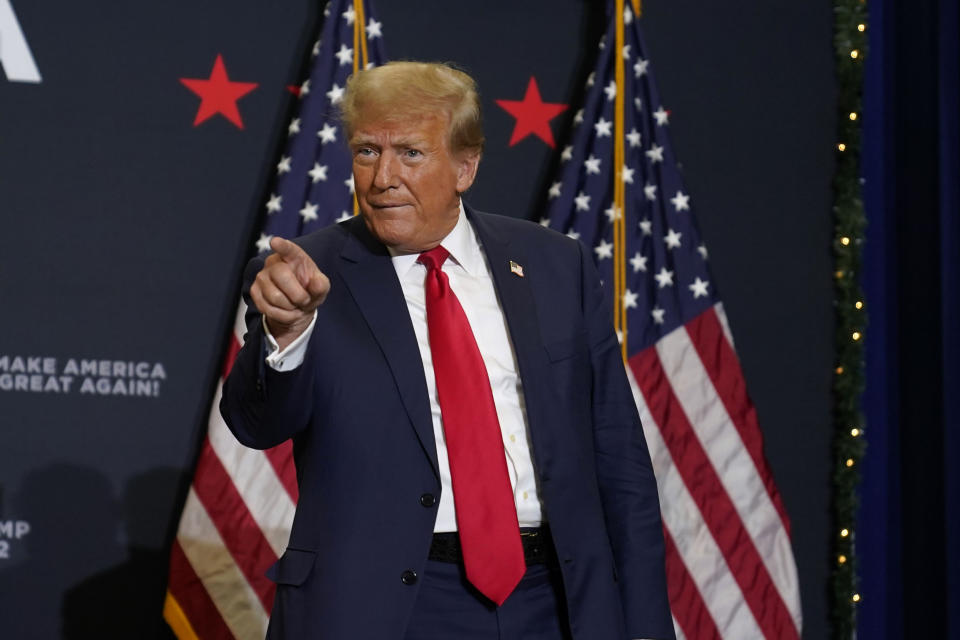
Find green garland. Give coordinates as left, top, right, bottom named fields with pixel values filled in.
left=830, top=0, right=869, bottom=637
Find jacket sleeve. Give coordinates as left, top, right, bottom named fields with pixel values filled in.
left=219, top=254, right=316, bottom=450
left=579, top=242, right=676, bottom=640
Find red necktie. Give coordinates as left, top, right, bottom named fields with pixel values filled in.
left=418, top=245, right=526, bottom=606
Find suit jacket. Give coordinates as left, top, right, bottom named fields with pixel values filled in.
left=221, top=206, right=675, bottom=640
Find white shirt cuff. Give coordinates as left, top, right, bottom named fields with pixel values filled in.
left=263, top=311, right=317, bottom=372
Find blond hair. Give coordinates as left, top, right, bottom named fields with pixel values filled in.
left=341, top=61, right=484, bottom=155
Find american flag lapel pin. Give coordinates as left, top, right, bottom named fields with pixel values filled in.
left=509, top=260, right=524, bottom=278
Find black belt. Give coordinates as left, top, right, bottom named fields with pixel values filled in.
left=429, top=527, right=555, bottom=565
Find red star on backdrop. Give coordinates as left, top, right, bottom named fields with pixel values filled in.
left=180, top=55, right=258, bottom=129
left=495, top=77, right=568, bottom=148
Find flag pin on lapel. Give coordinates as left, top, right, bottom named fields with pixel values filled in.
left=510, top=261, right=524, bottom=277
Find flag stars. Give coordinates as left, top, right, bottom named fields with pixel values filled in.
left=308, top=163, right=328, bottom=183
left=256, top=233, right=273, bottom=253
left=630, top=252, right=648, bottom=272
left=573, top=109, right=584, bottom=125
left=634, top=97, right=643, bottom=111
left=644, top=183, right=658, bottom=201
left=604, top=205, right=622, bottom=223
left=646, top=144, right=664, bottom=163
left=566, top=229, right=581, bottom=240
left=366, top=18, right=383, bottom=39
left=671, top=190, right=690, bottom=211
left=654, top=106, right=670, bottom=126
left=337, top=211, right=352, bottom=222
left=539, top=217, right=551, bottom=227
left=623, top=45, right=632, bottom=60
left=299, top=202, right=319, bottom=222
left=586, top=72, right=596, bottom=88
left=594, top=117, right=612, bottom=137
left=288, top=118, right=301, bottom=135
left=345, top=175, right=355, bottom=193
left=624, top=5, right=634, bottom=24
left=335, top=44, right=353, bottom=66
left=548, top=181, right=562, bottom=199
left=277, top=156, right=292, bottom=175
left=299, top=79, right=311, bottom=97
left=604, top=80, right=617, bottom=101
left=651, top=306, right=666, bottom=325
left=664, top=229, right=683, bottom=249
left=342, top=6, right=356, bottom=24
left=594, top=239, right=614, bottom=260
left=639, top=218, right=653, bottom=235
left=654, top=267, right=675, bottom=288
left=574, top=191, right=591, bottom=211
left=634, top=59, right=649, bottom=77
left=689, top=277, right=710, bottom=298
left=326, top=83, right=344, bottom=104
left=311, top=39, right=321, bottom=56
left=561, top=145, right=573, bottom=162
left=626, top=128, right=641, bottom=147
left=266, top=193, right=282, bottom=213
left=584, top=155, right=602, bottom=175
left=623, top=289, right=638, bottom=309
left=621, top=165, right=635, bottom=184
left=318, top=123, right=337, bottom=143
left=698, top=244, right=709, bottom=259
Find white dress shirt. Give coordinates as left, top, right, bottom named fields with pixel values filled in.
left=264, top=203, right=545, bottom=532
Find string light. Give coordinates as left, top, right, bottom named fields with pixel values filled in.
left=836, top=366, right=845, bottom=375
left=835, top=269, right=845, bottom=279
left=841, top=528, right=849, bottom=537
left=858, top=23, right=866, bottom=32
left=838, top=555, right=847, bottom=564
left=849, top=112, right=858, bottom=121
left=852, top=331, right=861, bottom=341
left=852, top=594, right=861, bottom=603
left=838, top=143, right=847, bottom=151
left=851, top=428, right=860, bottom=437
left=841, top=236, right=851, bottom=245
left=855, top=300, right=863, bottom=309
left=850, top=50, right=860, bottom=59
left=846, top=458, right=855, bottom=467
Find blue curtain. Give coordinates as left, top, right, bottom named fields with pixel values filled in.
left=859, top=0, right=960, bottom=637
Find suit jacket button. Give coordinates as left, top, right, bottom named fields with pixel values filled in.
left=419, top=493, right=436, bottom=507
left=401, top=570, right=418, bottom=585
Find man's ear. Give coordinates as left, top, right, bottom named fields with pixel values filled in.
left=455, top=151, right=481, bottom=193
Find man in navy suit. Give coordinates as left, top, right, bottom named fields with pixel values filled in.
left=221, top=61, right=674, bottom=640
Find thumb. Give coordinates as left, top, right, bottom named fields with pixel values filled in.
left=306, top=269, right=330, bottom=301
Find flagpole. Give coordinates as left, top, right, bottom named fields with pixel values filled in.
left=614, top=0, right=628, bottom=361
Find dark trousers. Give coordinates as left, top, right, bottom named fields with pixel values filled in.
left=403, top=560, right=574, bottom=640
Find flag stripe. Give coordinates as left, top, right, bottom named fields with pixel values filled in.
left=176, top=488, right=269, bottom=639
left=656, top=317, right=801, bottom=631
left=686, top=306, right=792, bottom=535
left=630, top=347, right=798, bottom=640
left=662, top=529, right=723, bottom=640
left=207, top=385, right=297, bottom=556
left=263, top=441, right=299, bottom=502
left=192, top=439, right=279, bottom=612
left=166, top=542, right=235, bottom=640
left=627, top=364, right=765, bottom=638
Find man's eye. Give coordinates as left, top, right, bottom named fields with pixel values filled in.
left=357, top=148, right=375, bottom=156
left=405, top=149, right=422, bottom=158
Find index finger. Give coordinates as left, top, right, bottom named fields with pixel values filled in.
left=270, top=236, right=308, bottom=262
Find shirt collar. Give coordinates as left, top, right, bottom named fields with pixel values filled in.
left=389, top=201, right=484, bottom=278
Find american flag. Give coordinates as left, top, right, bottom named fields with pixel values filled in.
left=163, top=1, right=386, bottom=637
left=542, top=4, right=803, bottom=639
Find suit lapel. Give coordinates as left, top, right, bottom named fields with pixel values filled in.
left=468, top=208, right=555, bottom=469
left=337, top=218, right=440, bottom=479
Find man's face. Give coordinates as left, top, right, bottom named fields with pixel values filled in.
left=350, top=112, right=479, bottom=253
